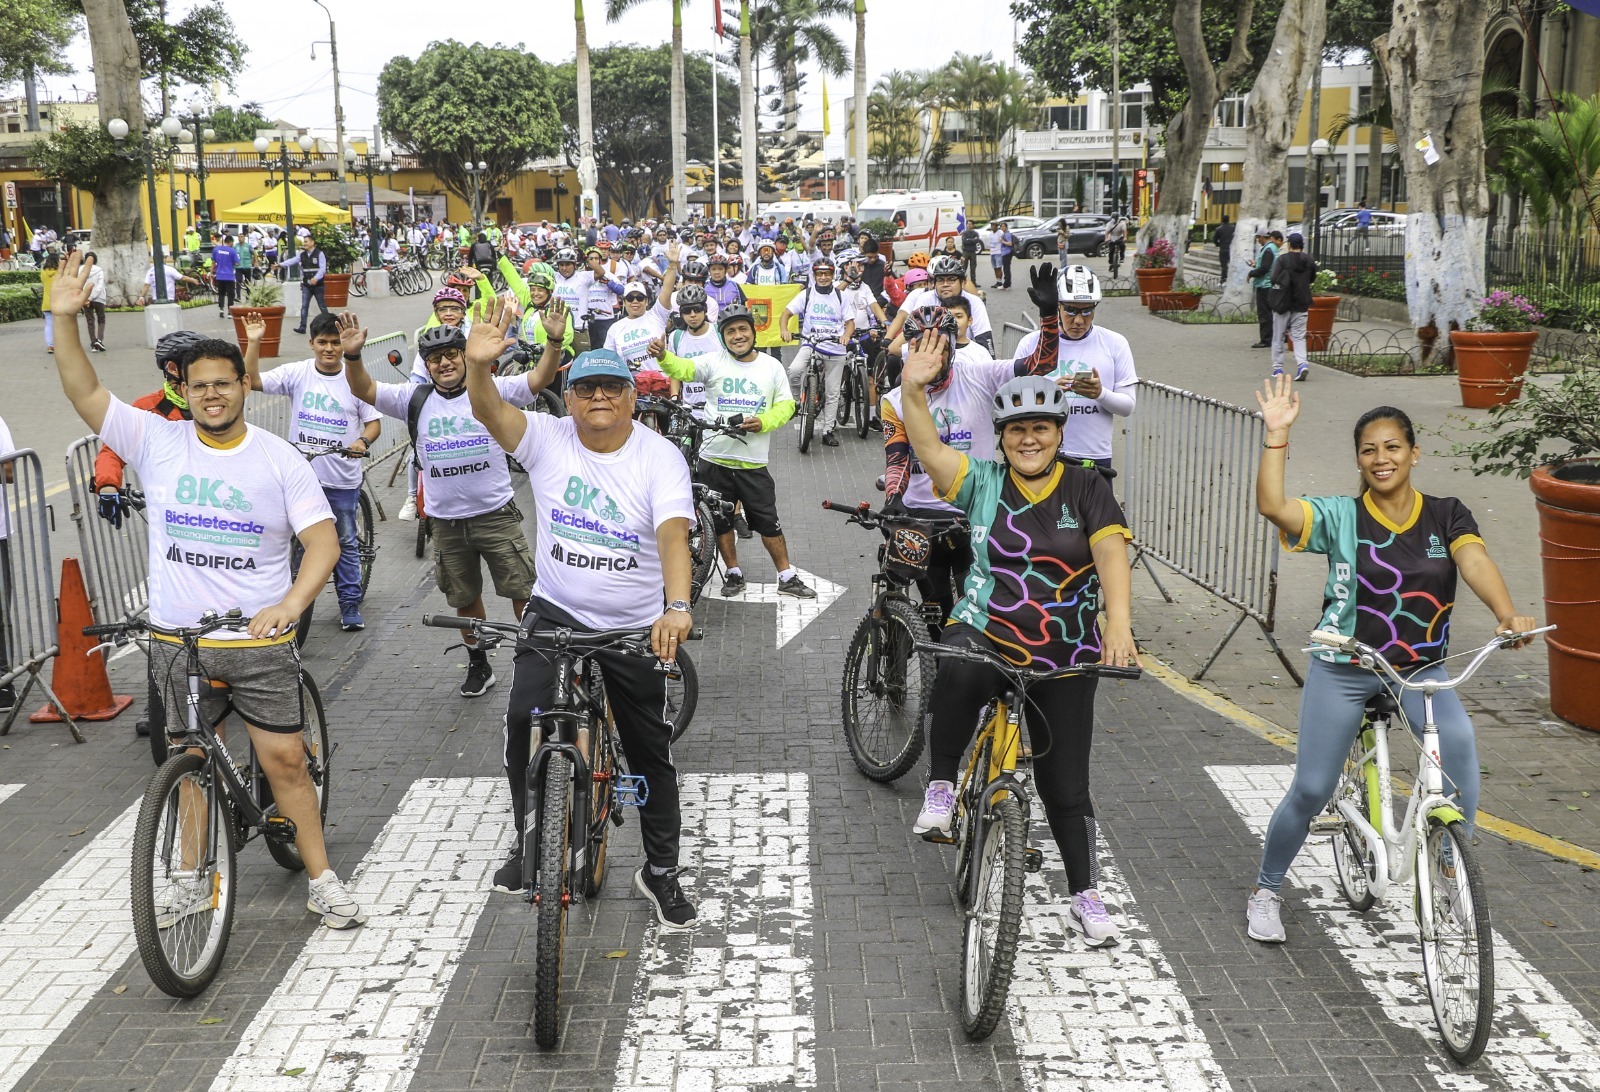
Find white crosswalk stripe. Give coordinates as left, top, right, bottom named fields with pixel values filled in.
left=1209, top=764, right=1600, bottom=1092
left=0, top=786, right=23, bottom=808
left=613, top=772, right=816, bottom=1091
left=0, top=801, right=139, bottom=1092
left=208, top=776, right=513, bottom=1092
left=1009, top=833, right=1234, bottom=1092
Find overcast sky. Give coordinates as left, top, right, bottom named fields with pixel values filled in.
left=22, top=0, right=1022, bottom=158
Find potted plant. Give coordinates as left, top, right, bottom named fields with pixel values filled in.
left=1303, top=267, right=1341, bottom=351
left=309, top=222, right=363, bottom=308
left=1456, top=363, right=1600, bottom=731
left=1133, top=238, right=1176, bottom=303
left=1148, top=281, right=1206, bottom=312
left=232, top=277, right=286, bottom=357
left=1450, top=290, right=1544, bottom=408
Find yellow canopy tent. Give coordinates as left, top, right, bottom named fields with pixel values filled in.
left=220, top=181, right=352, bottom=224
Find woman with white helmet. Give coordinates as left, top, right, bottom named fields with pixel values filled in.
left=895, top=327, right=1140, bottom=949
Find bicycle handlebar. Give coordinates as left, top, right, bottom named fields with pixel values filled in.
left=83, top=608, right=251, bottom=643
left=1308, top=625, right=1557, bottom=692
left=422, top=614, right=704, bottom=645
left=913, top=640, right=1142, bottom=681
left=822, top=499, right=968, bottom=533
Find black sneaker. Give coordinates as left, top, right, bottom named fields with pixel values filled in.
left=733, top=510, right=752, bottom=539
left=492, top=844, right=525, bottom=893
left=821, top=431, right=840, bottom=447
left=777, top=574, right=816, bottom=599
left=460, top=658, right=497, bottom=698
left=634, top=867, right=697, bottom=931
left=0, top=684, right=14, bottom=714
left=720, top=571, right=747, bottom=597
left=868, top=417, right=882, bottom=433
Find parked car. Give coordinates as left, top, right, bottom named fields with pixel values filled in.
left=1299, top=208, right=1407, bottom=239
left=1012, top=214, right=1115, bottom=258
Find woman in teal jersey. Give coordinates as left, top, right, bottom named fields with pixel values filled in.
left=1243, top=374, right=1538, bottom=943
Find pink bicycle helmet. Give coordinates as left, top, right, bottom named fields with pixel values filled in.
left=903, top=268, right=930, bottom=288
left=433, top=286, right=467, bottom=309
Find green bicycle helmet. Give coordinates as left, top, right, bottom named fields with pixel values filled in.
left=526, top=262, right=556, bottom=291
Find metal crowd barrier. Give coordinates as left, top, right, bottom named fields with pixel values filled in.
left=0, top=450, right=80, bottom=740
left=65, top=436, right=150, bottom=630
left=1123, top=379, right=1303, bottom=684
left=1000, top=317, right=1040, bottom=360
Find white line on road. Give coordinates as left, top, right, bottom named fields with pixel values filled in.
left=1208, top=764, right=1600, bottom=1092
left=1009, top=832, right=1234, bottom=1091
left=706, top=568, right=845, bottom=649
left=0, top=786, right=23, bottom=808
left=208, top=776, right=513, bottom=1092
left=0, top=801, right=139, bottom=1092
left=613, top=772, right=815, bottom=1091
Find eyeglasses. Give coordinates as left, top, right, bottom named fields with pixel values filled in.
left=570, top=379, right=630, bottom=399
left=1060, top=306, right=1097, bottom=318
left=185, top=378, right=242, bottom=395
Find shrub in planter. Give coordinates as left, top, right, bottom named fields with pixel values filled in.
left=0, top=285, right=41, bottom=323
left=232, top=277, right=287, bottom=357
left=309, top=222, right=361, bottom=307
left=1133, top=238, right=1177, bottom=303
left=857, top=218, right=900, bottom=243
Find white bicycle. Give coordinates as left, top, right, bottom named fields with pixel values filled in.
left=1307, top=625, right=1554, bottom=1065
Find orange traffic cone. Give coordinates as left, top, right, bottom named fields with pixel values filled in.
left=30, top=558, right=135, bottom=723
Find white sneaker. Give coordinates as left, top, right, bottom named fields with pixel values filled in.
left=156, top=884, right=212, bottom=929
left=307, top=870, right=368, bottom=929
left=397, top=496, right=418, bottom=522
left=1070, top=887, right=1120, bottom=947
left=1246, top=888, right=1286, bottom=943
left=913, top=780, right=956, bottom=836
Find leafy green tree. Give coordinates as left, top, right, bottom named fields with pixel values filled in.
left=126, top=0, right=247, bottom=108
left=1496, top=92, right=1600, bottom=235
left=206, top=102, right=273, bottom=143
left=31, top=119, right=150, bottom=191
left=867, top=70, right=929, bottom=187
left=550, top=45, right=738, bottom=218
left=378, top=40, right=562, bottom=219
left=0, top=0, right=79, bottom=85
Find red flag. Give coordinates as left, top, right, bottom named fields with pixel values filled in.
left=714, top=0, right=723, bottom=36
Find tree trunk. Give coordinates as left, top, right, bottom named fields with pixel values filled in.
left=1145, top=0, right=1256, bottom=281
left=854, top=0, right=868, bottom=204
left=1377, top=0, right=1490, bottom=331
left=783, top=45, right=800, bottom=146
left=81, top=0, right=147, bottom=307
left=670, top=0, right=688, bottom=221
left=741, top=0, right=757, bottom=216
left=575, top=0, right=600, bottom=222
left=1222, top=0, right=1326, bottom=306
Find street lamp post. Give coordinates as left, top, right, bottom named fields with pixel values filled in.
left=108, top=116, right=173, bottom=302
left=1309, top=137, right=1331, bottom=258
left=254, top=132, right=317, bottom=259
left=1218, top=162, right=1230, bottom=223
left=344, top=144, right=394, bottom=265
left=180, top=97, right=216, bottom=257
left=464, top=160, right=487, bottom=226
left=551, top=166, right=566, bottom=226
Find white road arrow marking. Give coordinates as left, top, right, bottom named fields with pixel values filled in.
left=710, top=567, right=845, bottom=649
left=0, top=786, right=23, bottom=808
left=1209, top=764, right=1600, bottom=1092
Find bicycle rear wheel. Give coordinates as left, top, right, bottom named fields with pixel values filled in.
left=854, top=363, right=871, bottom=439
left=666, top=646, right=698, bottom=743
left=835, top=365, right=853, bottom=428
left=415, top=514, right=430, bottom=559
left=262, top=676, right=331, bottom=871
left=131, top=753, right=237, bottom=997
left=798, top=372, right=819, bottom=453
left=532, top=754, right=574, bottom=1048
left=356, top=488, right=377, bottom=599
left=351, top=272, right=367, bottom=297
left=960, top=795, right=1026, bottom=1040
left=1330, top=729, right=1379, bottom=911
left=840, top=599, right=929, bottom=782
left=581, top=679, right=616, bottom=898
left=688, top=499, right=717, bottom=605
left=1417, top=816, right=1494, bottom=1065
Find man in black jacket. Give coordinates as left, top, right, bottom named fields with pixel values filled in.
left=1247, top=229, right=1278, bottom=348
left=1213, top=216, right=1235, bottom=284
left=1269, top=232, right=1316, bottom=381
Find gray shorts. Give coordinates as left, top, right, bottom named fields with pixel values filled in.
left=147, top=636, right=305, bottom=733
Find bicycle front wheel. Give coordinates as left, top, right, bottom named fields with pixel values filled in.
left=798, top=373, right=819, bottom=453
left=854, top=364, right=871, bottom=439
left=532, top=753, right=573, bottom=1047
left=688, top=499, right=717, bottom=605
left=263, top=675, right=331, bottom=872
left=835, top=367, right=852, bottom=428
left=1417, top=816, right=1494, bottom=1065
left=1330, top=730, right=1379, bottom=911
left=131, top=753, right=237, bottom=997
left=840, top=599, right=930, bottom=782
left=356, top=488, right=377, bottom=599
left=960, top=794, right=1026, bottom=1040
left=666, top=646, right=698, bottom=743
left=581, top=683, right=617, bottom=898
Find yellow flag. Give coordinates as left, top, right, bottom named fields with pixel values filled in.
left=740, top=282, right=805, bottom=347
left=822, top=75, right=831, bottom=137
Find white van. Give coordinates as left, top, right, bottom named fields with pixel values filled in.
left=758, top=199, right=853, bottom=225
left=853, top=189, right=967, bottom=263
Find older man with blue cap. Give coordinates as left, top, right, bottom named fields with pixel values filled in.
left=464, top=298, right=700, bottom=931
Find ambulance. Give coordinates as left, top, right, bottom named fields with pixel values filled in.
left=853, top=189, right=967, bottom=263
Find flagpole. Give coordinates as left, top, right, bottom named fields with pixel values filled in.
left=711, top=22, right=721, bottom=221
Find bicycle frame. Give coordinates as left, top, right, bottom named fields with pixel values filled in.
left=524, top=641, right=602, bottom=908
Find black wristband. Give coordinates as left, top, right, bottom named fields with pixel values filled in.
left=342, top=351, right=363, bottom=362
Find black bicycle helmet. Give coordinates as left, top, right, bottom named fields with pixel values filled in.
left=717, top=301, right=755, bottom=332
left=810, top=256, right=836, bottom=273
left=676, top=283, right=708, bottom=308
left=929, top=253, right=966, bottom=279
left=681, top=258, right=709, bottom=281
left=417, top=324, right=468, bottom=359
left=156, top=329, right=207, bottom=372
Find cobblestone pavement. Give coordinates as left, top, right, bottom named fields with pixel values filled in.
left=0, top=274, right=1597, bottom=1091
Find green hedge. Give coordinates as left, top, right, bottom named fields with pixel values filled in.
left=0, top=285, right=41, bottom=323
left=0, top=270, right=42, bottom=287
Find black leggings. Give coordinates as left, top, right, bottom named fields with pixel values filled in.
left=927, top=622, right=1102, bottom=893
left=215, top=278, right=237, bottom=313
left=502, top=597, right=681, bottom=868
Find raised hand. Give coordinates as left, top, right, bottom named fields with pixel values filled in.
left=465, top=294, right=519, bottom=369
left=336, top=311, right=367, bottom=356
left=1027, top=261, right=1059, bottom=315
left=667, top=239, right=680, bottom=265
left=901, top=329, right=946, bottom=390
left=50, top=250, right=95, bottom=316
left=1254, top=372, right=1300, bottom=436
left=540, top=296, right=568, bottom=341
left=243, top=313, right=267, bottom=343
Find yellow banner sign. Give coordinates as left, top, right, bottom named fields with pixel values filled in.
left=739, top=283, right=805, bottom=347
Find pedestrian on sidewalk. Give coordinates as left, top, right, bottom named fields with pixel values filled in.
left=211, top=234, right=240, bottom=319
left=1213, top=215, right=1235, bottom=284
left=961, top=221, right=981, bottom=284
left=1248, top=229, right=1279, bottom=349
left=39, top=250, right=59, bottom=353
left=81, top=252, right=107, bottom=351
left=998, top=222, right=1016, bottom=289
left=986, top=222, right=1004, bottom=287
left=276, top=235, right=329, bottom=335
left=1269, top=232, right=1315, bottom=381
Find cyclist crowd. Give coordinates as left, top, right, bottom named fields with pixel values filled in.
left=34, top=191, right=1540, bottom=1011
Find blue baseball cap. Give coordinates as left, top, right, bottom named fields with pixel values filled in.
left=567, top=347, right=635, bottom=386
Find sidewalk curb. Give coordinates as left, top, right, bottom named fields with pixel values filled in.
left=1144, top=657, right=1600, bottom=872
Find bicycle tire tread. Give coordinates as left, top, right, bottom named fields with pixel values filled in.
left=532, top=755, right=572, bottom=1047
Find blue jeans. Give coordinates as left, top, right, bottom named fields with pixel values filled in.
left=298, top=279, right=328, bottom=330
left=324, top=487, right=363, bottom=607
left=1255, top=656, right=1478, bottom=892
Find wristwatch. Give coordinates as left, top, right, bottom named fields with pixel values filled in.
left=665, top=600, right=692, bottom=614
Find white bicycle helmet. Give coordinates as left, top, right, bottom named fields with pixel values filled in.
left=1056, top=264, right=1102, bottom=304
left=992, top=375, right=1069, bottom=427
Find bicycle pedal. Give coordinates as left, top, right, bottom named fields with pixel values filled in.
left=1024, top=848, right=1044, bottom=874
left=919, top=829, right=956, bottom=845
left=615, top=775, right=650, bottom=807
left=262, top=815, right=298, bottom=843
left=1307, top=814, right=1345, bottom=837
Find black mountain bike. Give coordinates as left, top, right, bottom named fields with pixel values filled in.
left=834, top=335, right=873, bottom=440
left=86, top=610, right=330, bottom=997
left=794, top=336, right=833, bottom=454
left=639, top=396, right=745, bottom=605
left=423, top=616, right=699, bottom=1046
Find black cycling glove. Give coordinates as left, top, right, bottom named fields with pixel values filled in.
left=97, top=488, right=130, bottom=530
left=1027, top=262, right=1059, bottom=317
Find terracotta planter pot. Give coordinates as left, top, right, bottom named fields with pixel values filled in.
left=1147, top=290, right=1203, bottom=312
left=1530, top=460, right=1600, bottom=732
left=321, top=272, right=352, bottom=309
left=1303, top=295, right=1340, bottom=351
left=1134, top=266, right=1175, bottom=305
left=1450, top=329, right=1537, bottom=408
left=231, top=305, right=286, bottom=358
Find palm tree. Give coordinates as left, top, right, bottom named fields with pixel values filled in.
left=867, top=71, right=930, bottom=186
left=1495, top=92, right=1600, bottom=235
left=607, top=0, right=688, bottom=220
left=575, top=0, right=599, bottom=220
left=744, top=0, right=852, bottom=146
left=852, top=0, right=867, bottom=201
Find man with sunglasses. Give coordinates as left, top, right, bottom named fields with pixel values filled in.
left=463, top=300, right=699, bottom=930
left=342, top=307, right=566, bottom=697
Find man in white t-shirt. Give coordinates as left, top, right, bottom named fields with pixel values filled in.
left=244, top=311, right=383, bottom=632
left=886, top=252, right=995, bottom=354
left=462, top=300, right=698, bottom=931
left=47, top=251, right=368, bottom=930
left=342, top=310, right=564, bottom=697
left=780, top=256, right=854, bottom=447
left=137, top=257, right=200, bottom=306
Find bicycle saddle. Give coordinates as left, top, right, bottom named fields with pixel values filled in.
left=1364, top=692, right=1400, bottom=717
